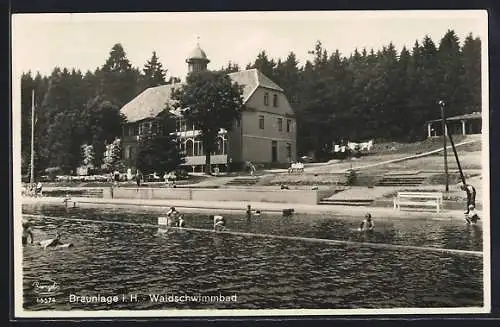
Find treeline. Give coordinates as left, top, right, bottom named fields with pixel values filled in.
left=21, top=44, right=181, bottom=176
left=21, top=29, right=481, bottom=176
left=242, top=29, right=481, bottom=156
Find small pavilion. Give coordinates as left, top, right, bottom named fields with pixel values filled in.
left=425, top=112, right=482, bottom=137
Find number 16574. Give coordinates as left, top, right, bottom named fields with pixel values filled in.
left=36, top=297, right=56, bottom=304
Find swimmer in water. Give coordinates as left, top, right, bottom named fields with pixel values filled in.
left=39, top=232, right=64, bottom=248
left=211, top=215, right=226, bottom=231
left=22, top=221, right=34, bottom=245
left=166, top=206, right=180, bottom=226
left=359, top=213, right=374, bottom=232
left=177, top=215, right=185, bottom=228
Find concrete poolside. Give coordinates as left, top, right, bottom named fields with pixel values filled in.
left=20, top=196, right=483, bottom=222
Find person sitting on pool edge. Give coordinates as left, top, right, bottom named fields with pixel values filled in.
left=359, top=213, right=374, bottom=232
left=211, top=215, right=226, bottom=231
left=465, top=205, right=480, bottom=224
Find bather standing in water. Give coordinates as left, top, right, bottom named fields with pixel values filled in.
left=359, top=213, right=374, bottom=232
left=211, top=215, right=226, bottom=231
left=166, top=207, right=180, bottom=226
left=177, top=215, right=185, bottom=228
left=22, top=221, right=34, bottom=245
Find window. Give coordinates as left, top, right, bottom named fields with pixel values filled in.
left=286, top=143, right=292, bottom=161
left=194, top=137, right=203, bottom=156
left=185, top=139, right=193, bottom=156
left=264, top=92, right=269, bottom=106
left=129, top=147, right=135, bottom=161
left=277, top=118, right=283, bottom=132
left=259, top=115, right=265, bottom=129
left=273, top=94, right=278, bottom=107
left=215, top=136, right=225, bottom=155
left=124, top=146, right=130, bottom=159
left=286, top=119, right=292, bottom=133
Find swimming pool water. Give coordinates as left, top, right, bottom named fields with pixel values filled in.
left=21, top=204, right=484, bottom=310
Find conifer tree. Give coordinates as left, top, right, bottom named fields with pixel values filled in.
left=142, top=51, right=167, bottom=88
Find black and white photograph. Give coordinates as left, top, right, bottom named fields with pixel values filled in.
left=12, top=10, right=490, bottom=317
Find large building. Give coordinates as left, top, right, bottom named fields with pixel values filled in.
left=120, top=44, right=297, bottom=172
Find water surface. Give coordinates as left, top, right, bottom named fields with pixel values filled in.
left=22, top=205, right=484, bottom=310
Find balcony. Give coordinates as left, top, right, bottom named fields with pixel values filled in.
left=182, top=154, right=228, bottom=166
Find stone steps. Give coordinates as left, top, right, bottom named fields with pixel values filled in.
left=376, top=176, right=426, bottom=187
left=225, top=177, right=260, bottom=186
left=319, top=199, right=374, bottom=206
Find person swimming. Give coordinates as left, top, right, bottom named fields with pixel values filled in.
left=211, top=215, right=226, bottom=231
left=22, top=221, right=34, bottom=245
left=39, top=232, right=64, bottom=248
left=465, top=205, right=480, bottom=224
left=359, top=213, right=374, bottom=232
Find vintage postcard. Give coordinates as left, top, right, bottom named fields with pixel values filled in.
left=12, top=10, right=490, bottom=318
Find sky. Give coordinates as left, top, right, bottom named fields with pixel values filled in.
left=12, top=10, right=487, bottom=80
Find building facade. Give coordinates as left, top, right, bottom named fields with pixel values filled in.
left=120, top=44, right=297, bottom=172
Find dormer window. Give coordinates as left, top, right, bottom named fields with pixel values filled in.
left=264, top=92, right=269, bottom=106
left=273, top=94, right=278, bottom=107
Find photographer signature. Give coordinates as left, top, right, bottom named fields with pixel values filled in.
left=32, top=279, right=60, bottom=295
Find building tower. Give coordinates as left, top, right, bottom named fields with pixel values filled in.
left=186, top=40, right=210, bottom=74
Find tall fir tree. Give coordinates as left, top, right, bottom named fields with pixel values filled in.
left=437, top=30, right=466, bottom=117
left=461, top=33, right=482, bottom=113
left=100, top=43, right=141, bottom=107
left=142, top=51, right=167, bottom=89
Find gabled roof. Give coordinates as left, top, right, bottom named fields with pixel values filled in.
left=120, top=84, right=182, bottom=123
left=228, top=68, right=283, bottom=102
left=426, top=112, right=482, bottom=123
left=120, top=68, right=285, bottom=123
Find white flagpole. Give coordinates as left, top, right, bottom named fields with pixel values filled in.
left=30, top=89, right=35, bottom=185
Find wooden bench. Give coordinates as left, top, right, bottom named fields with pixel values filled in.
left=393, top=191, right=443, bottom=213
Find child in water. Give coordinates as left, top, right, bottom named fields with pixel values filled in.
left=359, top=213, right=374, bottom=232
left=211, top=215, right=226, bottom=231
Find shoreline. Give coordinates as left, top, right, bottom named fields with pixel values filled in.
left=21, top=196, right=481, bottom=222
